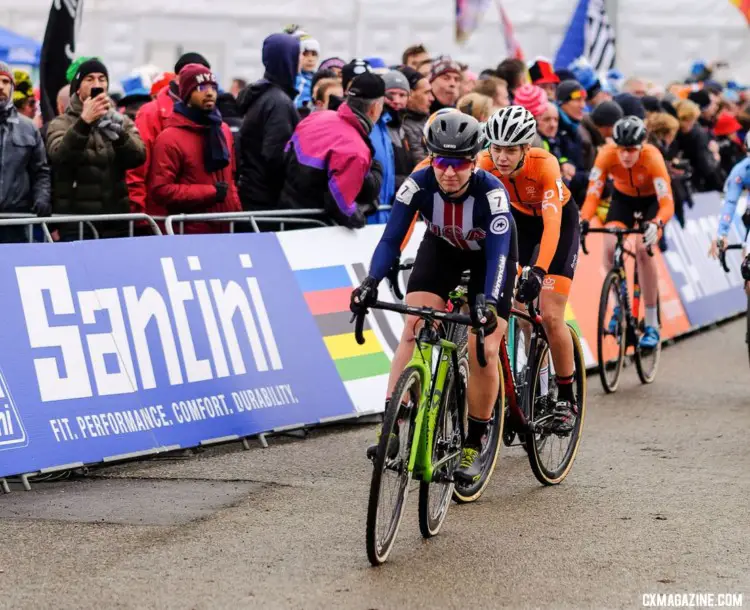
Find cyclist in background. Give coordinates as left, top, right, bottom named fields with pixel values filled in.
left=580, top=116, right=674, bottom=349
left=477, top=105, right=581, bottom=432
left=710, top=132, right=750, bottom=286
left=351, top=112, right=518, bottom=483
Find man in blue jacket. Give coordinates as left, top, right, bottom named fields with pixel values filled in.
left=556, top=79, right=589, bottom=205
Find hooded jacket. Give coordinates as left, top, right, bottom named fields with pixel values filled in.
left=278, top=103, right=375, bottom=228
left=148, top=110, right=241, bottom=233
left=368, top=111, right=395, bottom=223
left=238, top=33, right=301, bottom=211
left=125, top=84, right=178, bottom=216
left=46, top=94, right=145, bottom=220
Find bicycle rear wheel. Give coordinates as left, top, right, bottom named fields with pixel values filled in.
left=366, top=367, right=420, bottom=566
left=745, top=291, right=749, bottom=369
left=418, top=356, right=465, bottom=536
left=452, top=357, right=504, bottom=504
left=635, top=295, right=662, bottom=384
left=597, top=270, right=627, bottom=393
left=526, top=326, right=587, bottom=486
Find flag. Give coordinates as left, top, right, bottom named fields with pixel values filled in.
left=555, top=0, right=615, bottom=71
left=456, top=0, right=491, bottom=43
left=495, top=0, right=524, bottom=60
left=40, top=0, right=84, bottom=122
left=730, top=0, right=750, bottom=25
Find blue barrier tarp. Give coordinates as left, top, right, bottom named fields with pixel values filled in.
left=0, top=233, right=354, bottom=477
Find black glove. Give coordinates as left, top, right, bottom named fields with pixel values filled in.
left=346, top=207, right=366, bottom=229
left=33, top=199, right=52, bottom=218
left=350, top=276, right=378, bottom=314
left=215, top=181, right=229, bottom=203
left=472, top=301, right=498, bottom=335
left=516, top=266, right=546, bottom=303
left=742, top=254, right=750, bottom=282
left=580, top=218, right=590, bottom=235
left=370, top=159, right=383, bottom=179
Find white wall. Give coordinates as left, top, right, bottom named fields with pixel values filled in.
left=1, top=0, right=748, bottom=88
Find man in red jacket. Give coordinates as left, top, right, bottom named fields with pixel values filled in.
left=126, top=52, right=211, bottom=224
left=148, top=64, right=241, bottom=234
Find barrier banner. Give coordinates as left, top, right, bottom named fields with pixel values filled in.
left=569, top=232, right=692, bottom=366
left=662, top=192, right=747, bottom=328
left=0, top=234, right=353, bottom=478
left=278, top=224, right=425, bottom=416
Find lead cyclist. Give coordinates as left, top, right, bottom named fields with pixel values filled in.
left=350, top=112, right=518, bottom=483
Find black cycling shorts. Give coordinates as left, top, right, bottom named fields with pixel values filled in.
left=407, top=232, right=517, bottom=320
left=605, top=190, right=659, bottom=228
left=512, top=199, right=580, bottom=281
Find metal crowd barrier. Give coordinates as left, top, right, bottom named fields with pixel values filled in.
left=0, top=213, right=162, bottom=242
left=163, top=209, right=331, bottom=235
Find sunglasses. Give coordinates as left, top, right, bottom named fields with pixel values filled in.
left=196, top=83, right=217, bottom=92
left=432, top=156, right=474, bottom=171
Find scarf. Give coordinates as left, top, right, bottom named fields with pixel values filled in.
left=557, top=105, right=580, bottom=130
left=0, top=99, right=14, bottom=124
left=174, top=102, right=230, bottom=173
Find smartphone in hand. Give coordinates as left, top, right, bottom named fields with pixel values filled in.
left=90, top=87, right=105, bottom=99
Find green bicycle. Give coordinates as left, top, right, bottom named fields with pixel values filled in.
left=352, top=292, right=493, bottom=566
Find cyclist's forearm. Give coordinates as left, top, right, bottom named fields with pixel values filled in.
left=718, top=197, right=739, bottom=237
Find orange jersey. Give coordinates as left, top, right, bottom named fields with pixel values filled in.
left=582, top=142, right=674, bottom=225
left=477, top=148, right=571, bottom=272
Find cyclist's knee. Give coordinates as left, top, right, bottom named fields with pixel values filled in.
left=542, top=309, right=566, bottom=334
left=400, top=315, right=421, bottom=344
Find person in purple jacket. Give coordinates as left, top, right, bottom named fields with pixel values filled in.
left=278, top=72, right=385, bottom=228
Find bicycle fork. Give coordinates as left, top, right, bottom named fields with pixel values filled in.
left=618, top=268, right=639, bottom=348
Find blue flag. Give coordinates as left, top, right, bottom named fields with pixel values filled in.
left=555, top=0, right=616, bottom=71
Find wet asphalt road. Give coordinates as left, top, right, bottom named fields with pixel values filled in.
left=0, top=319, right=748, bottom=610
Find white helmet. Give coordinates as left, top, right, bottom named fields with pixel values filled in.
left=485, top=105, right=537, bottom=146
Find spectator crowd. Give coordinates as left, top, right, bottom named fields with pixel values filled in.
left=1, top=27, right=748, bottom=243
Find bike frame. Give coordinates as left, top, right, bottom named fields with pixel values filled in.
left=501, top=303, right=546, bottom=435
left=612, top=235, right=643, bottom=347
left=404, top=331, right=460, bottom=483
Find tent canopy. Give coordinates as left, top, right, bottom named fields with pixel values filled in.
left=0, top=26, right=41, bottom=67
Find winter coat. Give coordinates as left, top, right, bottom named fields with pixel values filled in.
left=579, top=115, right=606, bottom=171
left=148, top=110, right=241, bottom=234
left=369, top=112, right=396, bottom=222
left=675, top=124, right=724, bottom=192
left=556, top=105, right=589, bottom=205
left=0, top=106, right=51, bottom=242
left=403, top=109, right=428, bottom=163
left=125, top=85, right=178, bottom=216
left=278, top=103, right=377, bottom=228
left=238, top=33, right=301, bottom=211
left=45, top=94, right=145, bottom=227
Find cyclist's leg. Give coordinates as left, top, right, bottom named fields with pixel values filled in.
left=539, top=201, right=579, bottom=400
left=635, top=197, right=662, bottom=339
left=386, top=233, right=461, bottom=396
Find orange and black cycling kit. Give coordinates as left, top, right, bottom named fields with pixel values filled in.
left=476, top=148, right=579, bottom=296
left=581, top=142, right=674, bottom=228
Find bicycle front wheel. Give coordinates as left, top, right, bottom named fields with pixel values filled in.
left=365, top=367, right=420, bottom=566
left=526, top=325, right=587, bottom=486
left=418, top=356, right=465, bottom=537
left=597, top=270, right=627, bottom=393
left=635, top=295, right=662, bottom=384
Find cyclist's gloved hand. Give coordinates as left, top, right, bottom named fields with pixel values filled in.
left=351, top=276, right=378, bottom=314
left=580, top=218, right=590, bottom=235
left=516, top=266, right=545, bottom=303
left=472, top=300, right=498, bottom=335
left=215, top=181, right=229, bottom=203
left=642, top=221, right=659, bottom=247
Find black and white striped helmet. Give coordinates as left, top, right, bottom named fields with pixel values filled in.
left=485, top=105, right=537, bottom=146
left=613, top=116, right=647, bottom=146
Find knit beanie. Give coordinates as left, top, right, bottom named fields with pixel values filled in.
left=12, top=69, right=32, bottom=104
left=70, top=58, right=109, bottom=94
left=590, top=100, right=624, bottom=127
left=382, top=70, right=410, bottom=93
left=178, top=64, right=218, bottom=102
left=430, top=55, right=461, bottom=83
left=614, top=93, right=646, bottom=119
left=0, top=61, right=14, bottom=100
left=175, top=52, right=211, bottom=74
left=512, top=83, right=549, bottom=117
left=557, top=79, right=586, bottom=104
